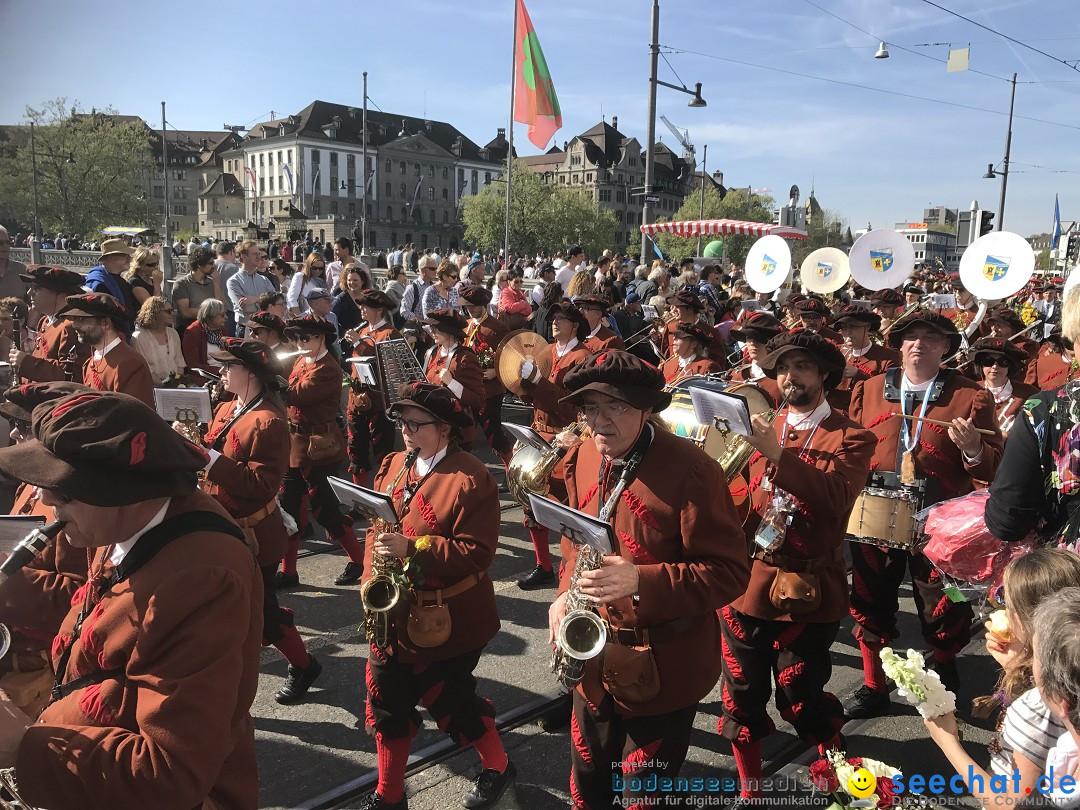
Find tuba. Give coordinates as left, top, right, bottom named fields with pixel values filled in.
left=361, top=448, right=419, bottom=652
left=506, top=423, right=585, bottom=509
left=550, top=452, right=641, bottom=689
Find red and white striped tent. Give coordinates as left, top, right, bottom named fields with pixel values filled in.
left=639, top=218, right=808, bottom=241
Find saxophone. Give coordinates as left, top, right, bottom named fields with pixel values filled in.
left=362, top=448, right=420, bottom=652
left=551, top=452, right=642, bottom=690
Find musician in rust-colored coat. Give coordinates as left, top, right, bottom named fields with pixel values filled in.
left=10, top=265, right=90, bottom=384
left=659, top=321, right=724, bottom=385
left=846, top=309, right=1003, bottom=719
left=577, top=295, right=625, bottom=352
left=199, top=338, right=320, bottom=705
left=0, top=381, right=89, bottom=718
left=362, top=383, right=515, bottom=810
left=278, top=315, right=366, bottom=588
left=516, top=301, right=591, bottom=590
left=0, top=391, right=262, bottom=810
left=728, top=312, right=785, bottom=407
left=59, top=293, right=155, bottom=407
left=549, top=350, right=750, bottom=810
left=1036, top=331, right=1078, bottom=390
left=984, top=306, right=1040, bottom=386
left=828, top=306, right=900, bottom=415
left=658, top=290, right=706, bottom=359
left=794, top=296, right=842, bottom=343
left=970, top=337, right=1038, bottom=438
left=423, top=309, right=485, bottom=448
left=343, top=290, right=401, bottom=488
left=721, top=331, right=874, bottom=801
left=460, top=285, right=514, bottom=465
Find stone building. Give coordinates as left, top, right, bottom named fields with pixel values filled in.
left=519, top=117, right=696, bottom=250
left=212, top=100, right=505, bottom=251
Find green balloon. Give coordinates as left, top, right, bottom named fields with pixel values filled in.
left=703, top=239, right=724, bottom=258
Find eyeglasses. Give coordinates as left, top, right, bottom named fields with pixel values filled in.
left=978, top=357, right=1010, bottom=368
left=296, top=335, right=317, bottom=343
left=312, top=265, right=326, bottom=271
left=394, top=416, right=438, bottom=433
left=580, top=402, right=630, bottom=420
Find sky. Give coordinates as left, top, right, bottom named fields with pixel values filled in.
left=3, top=0, right=1079, bottom=238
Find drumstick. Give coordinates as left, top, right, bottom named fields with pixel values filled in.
left=891, top=413, right=997, bottom=436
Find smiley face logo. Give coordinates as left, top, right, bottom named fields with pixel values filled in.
left=847, top=768, right=877, bottom=799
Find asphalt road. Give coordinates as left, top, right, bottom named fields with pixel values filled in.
left=254, top=441, right=1001, bottom=810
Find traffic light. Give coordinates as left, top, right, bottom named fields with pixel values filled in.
left=1068, top=233, right=1080, bottom=265
left=979, top=210, right=996, bottom=236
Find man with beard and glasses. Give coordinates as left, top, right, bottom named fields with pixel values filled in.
left=9, top=266, right=91, bottom=384
left=59, top=293, right=154, bottom=407
left=845, top=309, right=1003, bottom=719
left=719, top=330, right=874, bottom=805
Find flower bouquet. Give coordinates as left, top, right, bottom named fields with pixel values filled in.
left=809, top=749, right=902, bottom=808
left=474, top=340, right=494, bottom=370
left=880, top=647, right=956, bottom=719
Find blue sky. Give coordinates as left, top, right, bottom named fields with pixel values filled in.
left=3, top=0, right=1078, bottom=237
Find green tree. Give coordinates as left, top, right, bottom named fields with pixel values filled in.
left=652, top=187, right=776, bottom=266
left=462, top=159, right=618, bottom=258
left=1037, top=248, right=1051, bottom=272
left=0, top=98, right=155, bottom=237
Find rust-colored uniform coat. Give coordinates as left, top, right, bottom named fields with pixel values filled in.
left=18, top=316, right=91, bottom=383
left=82, top=340, right=155, bottom=407
left=286, top=352, right=346, bottom=468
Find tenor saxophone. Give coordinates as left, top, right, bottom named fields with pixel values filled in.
left=550, top=452, right=642, bottom=690
left=362, top=448, right=420, bottom=652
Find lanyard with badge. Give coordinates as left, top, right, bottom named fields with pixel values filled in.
left=753, top=413, right=822, bottom=552
left=899, top=374, right=937, bottom=485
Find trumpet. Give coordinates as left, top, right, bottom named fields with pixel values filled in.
left=362, top=448, right=420, bottom=652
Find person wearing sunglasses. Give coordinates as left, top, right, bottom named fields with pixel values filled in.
left=421, top=309, right=484, bottom=445
left=984, top=306, right=1041, bottom=386
left=132, top=296, right=185, bottom=384
left=123, top=247, right=163, bottom=307
left=971, top=337, right=1037, bottom=437
left=278, top=315, right=365, bottom=588
left=359, top=382, right=515, bottom=810
left=287, top=253, right=329, bottom=317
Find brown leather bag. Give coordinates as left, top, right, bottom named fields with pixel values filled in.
left=407, top=594, right=452, bottom=648
left=307, top=430, right=342, bottom=464
left=769, top=570, right=822, bottom=614
left=601, top=642, right=660, bottom=704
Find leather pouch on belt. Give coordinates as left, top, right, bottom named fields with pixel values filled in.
left=407, top=594, right=452, bottom=648
left=769, top=570, right=822, bottom=614
left=307, top=431, right=342, bottom=464
left=601, top=642, right=660, bottom=704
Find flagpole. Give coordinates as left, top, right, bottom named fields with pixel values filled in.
left=503, top=0, right=519, bottom=271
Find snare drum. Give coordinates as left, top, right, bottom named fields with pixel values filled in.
left=846, top=487, right=921, bottom=550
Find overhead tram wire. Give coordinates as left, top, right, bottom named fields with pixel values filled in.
left=660, top=46, right=1080, bottom=132
left=914, top=0, right=1080, bottom=75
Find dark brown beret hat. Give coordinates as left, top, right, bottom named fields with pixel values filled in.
left=666, top=290, right=704, bottom=311
left=356, top=289, right=395, bottom=310
left=389, top=382, right=473, bottom=433
left=794, top=296, right=830, bottom=317
left=19, top=265, right=85, bottom=295
left=0, top=381, right=88, bottom=425
left=208, top=338, right=287, bottom=389
left=871, top=289, right=904, bottom=307
left=729, top=312, right=784, bottom=343
left=885, top=308, right=961, bottom=355
left=244, top=310, right=287, bottom=339
left=59, top=292, right=127, bottom=322
left=458, top=285, right=492, bottom=307
left=573, top=295, right=611, bottom=312
left=759, top=329, right=848, bottom=391
left=986, top=306, right=1024, bottom=332
left=971, top=336, right=1028, bottom=369
left=284, top=313, right=337, bottom=339
left=673, top=321, right=714, bottom=347
left=423, top=309, right=468, bottom=337
left=560, top=349, right=671, bottom=411
left=0, top=391, right=209, bottom=505
left=833, top=305, right=882, bottom=331
left=549, top=300, right=587, bottom=325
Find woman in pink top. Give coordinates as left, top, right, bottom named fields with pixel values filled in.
left=498, top=272, right=532, bottom=331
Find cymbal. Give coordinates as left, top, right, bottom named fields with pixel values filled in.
left=496, top=329, right=553, bottom=397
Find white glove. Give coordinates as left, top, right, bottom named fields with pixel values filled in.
left=520, top=360, right=541, bottom=383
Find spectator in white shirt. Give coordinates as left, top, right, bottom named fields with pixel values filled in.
left=287, top=253, right=329, bottom=316
left=555, top=245, right=584, bottom=293
left=226, top=240, right=276, bottom=335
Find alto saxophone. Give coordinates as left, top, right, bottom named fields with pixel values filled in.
left=362, top=448, right=420, bottom=652
left=551, top=452, right=642, bottom=690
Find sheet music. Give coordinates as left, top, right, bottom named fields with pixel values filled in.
left=528, top=494, right=615, bottom=555
left=347, top=357, right=378, bottom=385
left=690, top=389, right=753, bottom=436
left=153, top=387, right=213, bottom=423
left=327, top=476, right=399, bottom=524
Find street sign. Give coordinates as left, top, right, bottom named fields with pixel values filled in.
left=644, top=195, right=661, bottom=205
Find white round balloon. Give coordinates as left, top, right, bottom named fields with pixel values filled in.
left=744, top=235, right=792, bottom=294
left=959, top=231, right=1035, bottom=300
left=849, top=229, right=916, bottom=291
left=800, top=247, right=850, bottom=294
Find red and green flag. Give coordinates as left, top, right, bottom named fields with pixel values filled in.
left=513, top=0, right=562, bottom=150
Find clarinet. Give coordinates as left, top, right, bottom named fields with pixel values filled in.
left=62, top=345, right=79, bottom=382
left=0, top=520, right=67, bottom=583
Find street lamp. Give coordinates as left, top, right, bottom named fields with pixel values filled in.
left=641, top=0, right=707, bottom=264
left=982, top=73, right=1018, bottom=232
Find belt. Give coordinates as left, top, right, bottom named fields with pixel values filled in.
left=289, top=421, right=335, bottom=436
left=237, top=499, right=278, bottom=529
left=413, top=572, right=483, bottom=603
left=752, top=546, right=844, bottom=573
left=608, top=615, right=701, bottom=646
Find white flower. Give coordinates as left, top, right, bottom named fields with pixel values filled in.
left=880, top=647, right=957, bottom=719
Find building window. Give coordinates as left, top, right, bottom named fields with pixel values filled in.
left=401, top=207, right=408, bottom=220
left=348, top=202, right=356, bottom=216
left=458, top=168, right=465, bottom=183
left=288, top=149, right=293, bottom=164
left=385, top=158, right=392, bottom=172
left=428, top=187, right=435, bottom=201
left=331, top=201, right=338, bottom=215
left=443, top=210, right=449, bottom=224
left=442, top=167, right=449, bottom=180
left=428, top=165, right=434, bottom=178
left=313, top=199, right=320, bottom=214
left=387, top=206, right=393, bottom=220
left=400, top=183, right=407, bottom=198
left=586, top=173, right=593, bottom=182
left=312, top=150, right=320, bottom=164
left=347, top=154, right=355, bottom=170
left=616, top=190, right=625, bottom=203
left=330, top=152, right=338, bottom=167
left=429, top=210, right=435, bottom=225
left=277, top=150, right=283, bottom=164
left=269, top=177, right=275, bottom=192
left=399, top=161, right=406, bottom=175
left=259, top=178, right=265, bottom=194
left=385, top=182, right=392, bottom=197
left=279, top=200, right=284, bottom=211
left=442, top=188, right=448, bottom=201
left=367, top=204, right=372, bottom=217
left=414, top=163, right=421, bottom=176
left=484, top=172, right=492, bottom=185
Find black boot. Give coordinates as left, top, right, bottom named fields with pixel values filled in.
left=356, top=792, right=408, bottom=810
left=461, top=760, right=516, bottom=809
left=275, top=655, right=322, bottom=704
left=274, top=571, right=300, bottom=590
left=515, top=565, right=554, bottom=590
left=843, top=685, right=892, bottom=719
left=335, top=561, right=364, bottom=586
